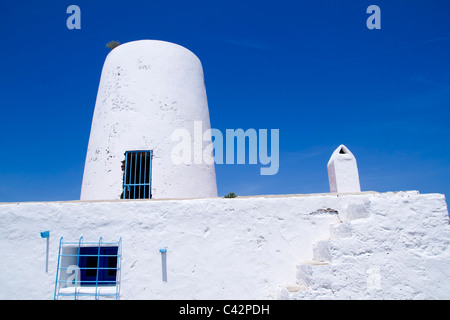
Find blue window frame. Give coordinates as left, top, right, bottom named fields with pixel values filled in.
left=54, top=237, right=122, bottom=300
left=123, top=150, right=152, bottom=199
left=78, top=247, right=118, bottom=286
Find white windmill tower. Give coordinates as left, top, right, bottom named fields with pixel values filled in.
left=80, top=40, right=217, bottom=200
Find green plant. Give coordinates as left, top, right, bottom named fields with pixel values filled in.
left=106, top=41, right=121, bottom=50
left=224, top=192, right=237, bottom=198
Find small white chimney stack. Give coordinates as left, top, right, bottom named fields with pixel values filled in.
left=327, top=145, right=361, bottom=193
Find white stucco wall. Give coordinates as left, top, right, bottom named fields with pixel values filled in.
left=0, top=191, right=449, bottom=300
left=80, top=40, right=217, bottom=201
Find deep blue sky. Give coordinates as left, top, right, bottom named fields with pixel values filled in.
left=1, top=0, right=449, bottom=202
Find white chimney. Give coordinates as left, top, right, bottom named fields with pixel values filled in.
left=327, top=145, right=361, bottom=193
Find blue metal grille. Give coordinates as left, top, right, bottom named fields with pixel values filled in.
left=54, top=237, right=122, bottom=300
left=123, top=150, right=152, bottom=199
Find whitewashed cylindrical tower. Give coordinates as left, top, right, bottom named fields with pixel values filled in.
left=80, top=40, right=217, bottom=200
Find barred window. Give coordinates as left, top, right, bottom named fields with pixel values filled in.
left=122, top=150, right=153, bottom=199
left=54, top=237, right=122, bottom=300
left=78, top=247, right=118, bottom=286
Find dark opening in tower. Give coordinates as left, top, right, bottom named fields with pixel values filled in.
left=121, top=150, right=153, bottom=199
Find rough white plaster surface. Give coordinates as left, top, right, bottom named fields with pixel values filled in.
left=80, top=40, right=217, bottom=200
left=0, top=191, right=449, bottom=300
left=327, top=145, right=361, bottom=193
